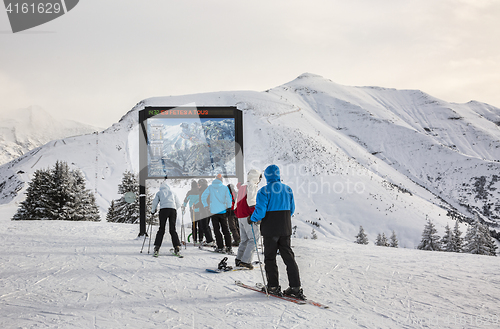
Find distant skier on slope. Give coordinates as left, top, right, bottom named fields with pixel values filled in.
left=151, top=180, right=182, bottom=256
left=234, top=169, right=262, bottom=269
left=249, top=164, right=305, bottom=300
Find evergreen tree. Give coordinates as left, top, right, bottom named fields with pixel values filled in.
left=13, top=168, right=54, bottom=220
left=12, top=161, right=100, bottom=221
left=146, top=187, right=155, bottom=225
left=452, top=221, right=464, bottom=253
left=481, top=226, right=498, bottom=256
left=389, top=230, right=398, bottom=248
left=106, top=200, right=118, bottom=222
left=107, top=171, right=139, bottom=224
left=441, top=223, right=454, bottom=252
left=464, top=221, right=497, bottom=256
left=417, top=220, right=442, bottom=251
left=375, top=233, right=389, bottom=247
left=355, top=226, right=369, bottom=245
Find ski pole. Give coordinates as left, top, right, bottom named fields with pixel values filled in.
left=251, top=221, right=268, bottom=297
left=141, top=217, right=153, bottom=253
left=181, top=209, right=186, bottom=249
left=148, top=215, right=153, bottom=254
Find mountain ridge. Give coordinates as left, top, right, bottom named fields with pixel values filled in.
left=1, top=74, right=499, bottom=247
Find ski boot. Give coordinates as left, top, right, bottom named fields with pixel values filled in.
left=283, top=287, right=306, bottom=300
left=262, top=285, right=283, bottom=297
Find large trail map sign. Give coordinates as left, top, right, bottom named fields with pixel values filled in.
left=138, top=106, right=244, bottom=235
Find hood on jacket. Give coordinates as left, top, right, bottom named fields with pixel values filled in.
left=264, top=165, right=280, bottom=183
left=211, top=178, right=224, bottom=187
left=247, top=169, right=262, bottom=185
left=189, top=180, right=199, bottom=193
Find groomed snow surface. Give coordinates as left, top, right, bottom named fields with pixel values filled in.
left=1, top=204, right=498, bottom=329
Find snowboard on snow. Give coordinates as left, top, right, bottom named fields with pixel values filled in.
left=206, top=266, right=254, bottom=273
left=205, top=257, right=257, bottom=273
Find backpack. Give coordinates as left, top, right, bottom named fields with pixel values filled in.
left=234, top=185, right=255, bottom=218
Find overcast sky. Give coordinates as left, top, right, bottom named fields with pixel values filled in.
left=1, top=0, right=499, bottom=127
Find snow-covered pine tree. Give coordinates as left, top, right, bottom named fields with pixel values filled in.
left=452, top=221, right=464, bottom=253
left=71, top=169, right=100, bottom=222
left=355, top=226, right=369, bottom=245
left=375, top=233, right=389, bottom=246
left=146, top=187, right=155, bottom=225
left=481, top=225, right=498, bottom=256
left=464, top=221, right=497, bottom=256
left=12, top=168, right=54, bottom=220
left=441, top=223, right=454, bottom=252
left=107, top=171, right=139, bottom=224
left=417, top=220, right=442, bottom=251
left=60, top=168, right=100, bottom=221
left=106, top=200, right=118, bottom=222
left=389, top=230, right=398, bottom=248
left=12, top=161, right=99, bottom=221
left=50, top=161, right=73, bottom=221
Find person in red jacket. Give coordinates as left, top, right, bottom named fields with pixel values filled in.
left=234, top=169, right=262, bottom=269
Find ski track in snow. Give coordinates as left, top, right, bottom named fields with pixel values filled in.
left=1, top=205, right=499, bottom=328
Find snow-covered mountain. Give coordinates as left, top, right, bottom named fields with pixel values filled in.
left=0, top=106, right=102, bottom=165
left=148, top=118, right=236, bottom=177
left=1, top=73, right=499, bottom=248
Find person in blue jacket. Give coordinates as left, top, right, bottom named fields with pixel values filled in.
left=202, top=174, right=233, bottom=253
left=151, top=181, right=181, bottom=256
left=249, top=164, right=305, bottom=300
left=182, top=180, right=202, bottom=245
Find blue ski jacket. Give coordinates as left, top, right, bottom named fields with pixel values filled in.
left=201, top=178, right=232, bottom=215
left=250, top=165, right=295, bottom=237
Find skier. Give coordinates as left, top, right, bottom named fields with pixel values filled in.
left=198, top=178, right=215, bottom=246
left=249, top=164, right=305, bottom=299
left=226, top=183, right=240, bottom=246
left=182, top=180, right=202, bottom=245
left=234, top=169, right=262, bottom=269
left=151, top=180, right=182, bottom=256
left=202, top=174, right=233, bottom=253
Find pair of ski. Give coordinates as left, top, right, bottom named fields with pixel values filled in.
left=199, top=245, right=235, bottom=255
left=235, top=281, right=329, bottom=309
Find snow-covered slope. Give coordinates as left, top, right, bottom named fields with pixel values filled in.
left=0, top=106, right=102, bottom=165
left=1, top=74, right=499, bottom=248
left=0, top=204, right=498, bottom=329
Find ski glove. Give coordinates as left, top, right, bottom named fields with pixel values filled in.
left=248, top=217, right=260, bottom=225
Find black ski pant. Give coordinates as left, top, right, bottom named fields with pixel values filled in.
left=263, top=235, right=301, bottom=288
left=191, top=210, right=203, bottom=242
left=211, top=213, right=232, bottom=249
left=226, top=211, right=240, bottom=244
left=154, top=208, right=181, bottom=249
left=199, top=208, right=214, bottom=243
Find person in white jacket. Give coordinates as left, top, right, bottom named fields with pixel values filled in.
left=151, top=182, right=181, bottom=256
left=234, top=169, right=262, bottom=268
